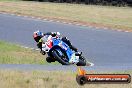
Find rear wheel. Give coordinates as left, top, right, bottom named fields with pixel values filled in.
left=76, top=56, right=86, bottom=66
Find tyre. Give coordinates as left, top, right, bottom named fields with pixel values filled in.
left=52, top=50, right=70, bottom=65
left=46, top=57, right=55, bottom=63
left=76, top=56, right=86, bottom=66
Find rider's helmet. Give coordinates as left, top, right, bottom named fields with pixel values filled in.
left=33, top=30, right=43, bottom=42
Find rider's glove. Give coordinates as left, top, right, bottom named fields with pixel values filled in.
left=51, top=32, right=56, bottom=37
left=52, top=32, right=60, bottom=37
left=56, top=32, right=60, bottom=36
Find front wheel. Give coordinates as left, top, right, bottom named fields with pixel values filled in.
left=52, top=50, right=70, bottom=65
left=76, top=56, right=86, bottom=66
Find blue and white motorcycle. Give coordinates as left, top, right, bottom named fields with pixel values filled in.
left=42, top=36, right=88, bottom=66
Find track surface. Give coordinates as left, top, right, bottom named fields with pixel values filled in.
left=0, top=13, right=132, bottom=70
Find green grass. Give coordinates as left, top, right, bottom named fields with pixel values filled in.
left=0, top=69, right=131, bottom=88
left=0, top=41, right=50, bottom=64
left=0, top=1, right=132, bottom=31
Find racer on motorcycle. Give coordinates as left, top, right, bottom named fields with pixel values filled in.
left=33, top=30, right=81, bottom=63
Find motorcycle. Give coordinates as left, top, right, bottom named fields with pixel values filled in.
left=41, top=36, right=87, bottom=66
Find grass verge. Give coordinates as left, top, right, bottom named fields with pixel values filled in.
left=0, top=69, right=131, bottom=88
left=0, top=1, right=132, bottom=31
left=0, top=41, right=48, bottom=64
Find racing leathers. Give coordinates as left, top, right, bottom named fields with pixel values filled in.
left=37, top=32, right=78, bottom=53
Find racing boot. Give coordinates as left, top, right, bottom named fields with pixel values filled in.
left=70, top=45, right=78, bottom=52
left=62, top=36, right=78, bottom=52
left=66, top=41, right=82, bottom=56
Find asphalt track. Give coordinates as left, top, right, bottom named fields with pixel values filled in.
left=0, top=13, right=132, bottom=71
